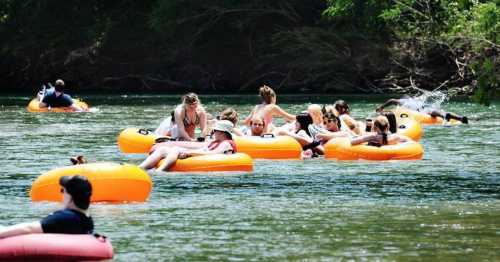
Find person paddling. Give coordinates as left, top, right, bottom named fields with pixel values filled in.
left=37, top=79, right=88, bottom=112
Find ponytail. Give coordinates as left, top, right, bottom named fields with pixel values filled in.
left=374, top=115, right=390, bottom=145
left=381, top=133, right=388, bottom=145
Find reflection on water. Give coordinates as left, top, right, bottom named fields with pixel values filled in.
left=0, top=94, right=499, bottom=261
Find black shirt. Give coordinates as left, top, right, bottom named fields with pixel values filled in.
left=40, top=208, right=94, bottom=234
left=41, top=90, right=73, bottom=107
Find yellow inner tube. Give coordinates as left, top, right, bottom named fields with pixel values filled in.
left=396, top=117, right=423, bottom=141
left=30, top=162, right=152, bottom=203
left=27, top=98, right=89, bottom=112
left=324, top=137, right=424, bottom=161
left=158, top=153, right=253, bottom=172
left=118, top=128, right=302, bottom=159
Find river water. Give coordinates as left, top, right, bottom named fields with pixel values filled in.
left=0, top=94, right=499, bottom=261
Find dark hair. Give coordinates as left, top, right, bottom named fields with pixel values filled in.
left=334, top=100, right=349, bottom=115
left=54, top=79, right=65, bottom=93
left=374, top=116, right=389, bottom=145
left=59, top=175, right=92, bottom=210
left=382, top=111, right=397, bottom=133
left=323, top=112, right=341, bottom=129
left=170, top=111, right=175, bottom=122
left=296, top=112, right=313, bottom=136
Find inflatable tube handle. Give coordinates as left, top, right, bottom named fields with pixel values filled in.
left=400, top=113, right=409, bottom=118
left=155, top=136, right=174, bottom=143
left=261, top=133, right=275, bottom=138
left=398, top=124, right=406, bottom=129
left=94, top=233, right=108, bottom=242
left=138, top=129, right=152, bottom=135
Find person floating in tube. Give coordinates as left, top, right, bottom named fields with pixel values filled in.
left=0, top=175, right=94, bottom=239
left=375, top=96, right=468, bottom=124
left=139, top=120, right=237, bottom=172
left=37, top=79, right=88, bottom=112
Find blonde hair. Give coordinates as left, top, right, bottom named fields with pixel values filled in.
left=259, top=85, right=276, bottom=104
left=374, top=115, right=389, bottom=145
left=307, top=104, right=323, bottom=124
left=181, top=92, right=205, bottom=112
left=220, top=107, right=238, bottom=126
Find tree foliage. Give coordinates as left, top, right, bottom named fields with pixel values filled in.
left=0, top=0, right=497, bottom=103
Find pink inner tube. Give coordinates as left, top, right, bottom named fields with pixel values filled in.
left=0, top=233, right=113, bottom=261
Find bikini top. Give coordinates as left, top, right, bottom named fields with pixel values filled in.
left=183, top=109, right=201, bottom=127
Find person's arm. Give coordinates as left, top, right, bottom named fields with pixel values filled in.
left=232, top=127, right=244, bottom=136
left=350, top=134, right=375, bottom=146
left=198, top=110, right=208, bottom=137
left=293, top=130, right=314, bottom=145
left=316, top=130, right=348, bottom=142
left=174, top=107, right=195, bottom=141
left=38, top=101, right=49, bottom=108
left=388, top=134, right=408, bottom=145
left=271, top=105, right=296, bottom=122
left=184, top=141, right=233, bottom=157
left=69, top=103, right=86, bottom=112
left=376, top=99, right=401, bottom=112
left=276, top=129, right=313, bottom=145
left=342, top=115, right=362, bottom=135
left=0, top=222, right=43, bottom=239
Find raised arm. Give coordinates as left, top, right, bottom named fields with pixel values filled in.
left=0, top=222, right=43, bottom=239
left=271, top=105, right=296, bottom=122
left=376, top=99, right=401, bottom=112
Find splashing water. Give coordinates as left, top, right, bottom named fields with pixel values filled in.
left=401, top=88, right=449, bottom=111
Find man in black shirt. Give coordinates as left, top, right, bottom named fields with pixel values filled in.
left=0, top=175, right=94, bottom=238
left=37, top=79, right=87, bottom=111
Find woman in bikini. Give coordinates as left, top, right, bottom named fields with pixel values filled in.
left=243, top=85, right=295, bottom=133
left=169, top=93, right=208, bottom=141
left=139, top=120, right=237, bottom=171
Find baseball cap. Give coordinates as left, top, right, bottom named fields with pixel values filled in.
left=59, top=175, right=92, bottom=209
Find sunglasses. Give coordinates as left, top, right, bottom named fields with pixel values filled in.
left=323, top=118, right=337, bottom=124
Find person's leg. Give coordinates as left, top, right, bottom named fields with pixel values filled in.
left=139, top=147, right=170, bottom=170
left=444, top=112, right=468, bottom=124
left=157, top=148, right=181, bottom=171
left=429, top=110, right=444, bottom=118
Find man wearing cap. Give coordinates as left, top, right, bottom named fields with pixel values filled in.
left=140, top=120, right=237, bottom=171
left=37, top=79, right=87, bottom=111
left=0, top=175, right=94, bottom=239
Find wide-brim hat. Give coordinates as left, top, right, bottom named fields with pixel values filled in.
left=213, top=120, right=234, bottom=139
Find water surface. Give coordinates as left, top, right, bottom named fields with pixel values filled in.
left=0, top=94, right=499, bottom=261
